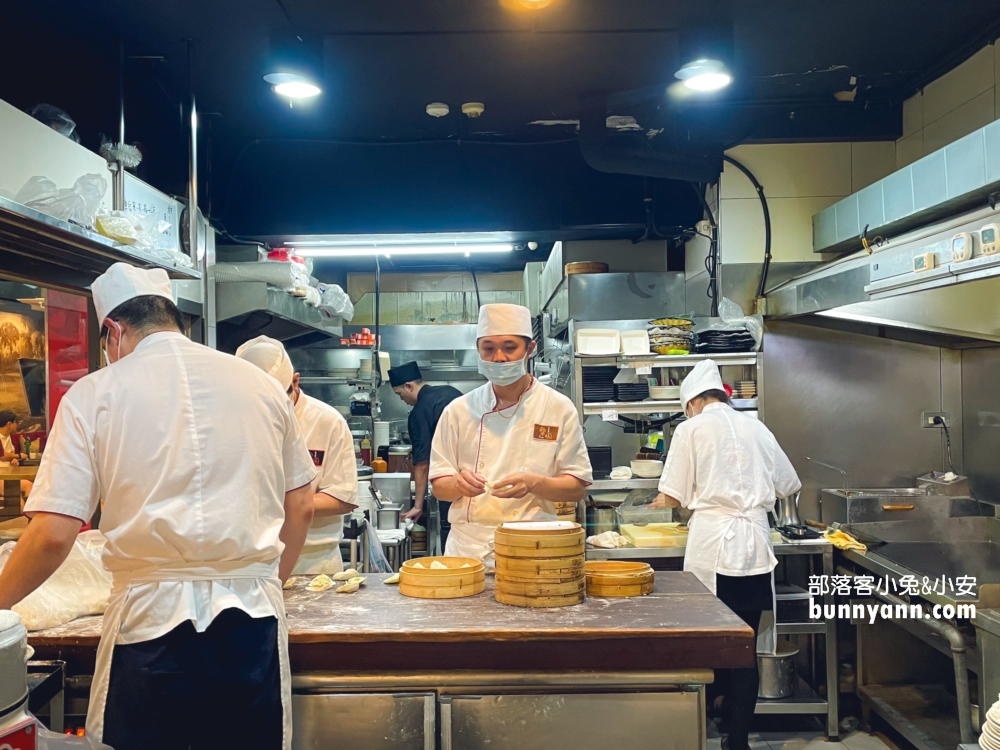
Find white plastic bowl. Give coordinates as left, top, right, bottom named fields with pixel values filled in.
left=648, top=385, right=680, bottom=400
left=630, top=459, right=664, bottom=478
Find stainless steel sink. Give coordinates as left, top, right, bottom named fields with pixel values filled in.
left=824, top=488, right=931, bottom=498
left=820, top=487, right=985, bottom=525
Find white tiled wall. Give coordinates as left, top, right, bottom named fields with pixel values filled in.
left=896, top=44, right=1000, bottom=168
left=716, top=142, right=896, bottom=264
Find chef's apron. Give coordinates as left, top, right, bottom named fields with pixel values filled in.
left=684, top=506, right=777, bottom=654
left=87, top=561, right=292, bottom=748
left=445, top=482, right=557, bottom=568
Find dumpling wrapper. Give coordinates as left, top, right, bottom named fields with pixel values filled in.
left=306, top=574, right=334, bottom=592
left=282, top=577, right=298, bottom=590
left=348, top=576, right=366, bottom=586
left=336, top=580, right=360, bottom=594
left=429, top=560, right=448, bottom=570
left=384, top=572, right=400, bottom=584
left=332, top=568, right=359, bottom=581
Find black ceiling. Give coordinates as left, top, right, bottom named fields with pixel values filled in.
left=6, top=0, right=1000, bottom=250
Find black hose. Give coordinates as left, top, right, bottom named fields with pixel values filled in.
left=690, top=183, right=720, bottom=317
left=723, top=155, right=772, bottom=299
left=468, top=261, right=481, bottom=309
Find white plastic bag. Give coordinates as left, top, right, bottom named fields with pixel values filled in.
left=364, top=520, right=394, bottom=573
left=317, top=283, right=355, bottom=321
left=0, top=533, right=112, bottom=631
left=14, top=174, right=107, bottom=228
left=700, top=296, right=764, bottom=350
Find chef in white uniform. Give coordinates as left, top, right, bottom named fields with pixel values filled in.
left=237, top=335, right=358, bottom=575
left=430, top=303, right=592, bottom=564
left=0, top=263, right=316, bottom=750
left=654, top=359, right=800, bottom=750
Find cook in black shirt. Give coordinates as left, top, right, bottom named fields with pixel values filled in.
left=388, top=361, right=462, bottom=539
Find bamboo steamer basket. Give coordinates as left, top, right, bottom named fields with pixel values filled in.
left=494, top=522, right=586, bottom=607
left=493, top=522, right=585, bottom=559
left=584, top=560, right=655, bottom=598
left=399, top=557, right=486, bottom=599
left=565, top=261, right=609, bottom=275
left=495, top=576, right=587, bottom=597
left=494, top=554, right=585, bottom=579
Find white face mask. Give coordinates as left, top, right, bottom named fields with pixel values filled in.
left=103, top=320, right=124, bottom=365
left=478, top=352, right=528, bottom=387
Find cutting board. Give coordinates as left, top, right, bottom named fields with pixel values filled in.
left=620, top=523, right=688, bottom=548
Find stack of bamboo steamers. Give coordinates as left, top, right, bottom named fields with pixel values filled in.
left=494, top=521, right=587, bottom=607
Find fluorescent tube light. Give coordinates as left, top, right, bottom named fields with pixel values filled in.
left=290, top=244, right=515, bottom=258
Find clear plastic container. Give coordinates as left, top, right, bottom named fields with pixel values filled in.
left=614, top=489, right=673, bottom=526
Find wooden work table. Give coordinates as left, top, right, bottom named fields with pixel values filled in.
left=29, top=571, right=754, bottom=672
left=30, top=572, right=752, bottom=749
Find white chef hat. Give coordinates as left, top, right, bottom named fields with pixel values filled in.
left=679, top=359, right=725, bottom=411
left=91, top=262, right=175, bottom=323
left=235, top=335, right=294, bottom=390
left=477, top=303, right=533, bottom=339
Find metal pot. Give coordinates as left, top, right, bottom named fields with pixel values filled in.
left=758, top=640, right=799, bottom=699
left=376, top=504, right=402, bottom=530
left=586, top=505, right=617, bottom=536
left=776, top=492, right=803, bottom=528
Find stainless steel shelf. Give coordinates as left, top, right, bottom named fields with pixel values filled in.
left=0, top=195, right=201, bottom=286
left=582, top=400, right=682, bottom=416
left=755, top=676, right=828, bottom=715
left=588, top=479, right=660, bottom=491
left=577, top=352, right=758, bottom=367
left=586, top=546, right=686, bottom=560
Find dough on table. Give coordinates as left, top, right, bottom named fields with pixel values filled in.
left=306, top=574, right=334, bottom=592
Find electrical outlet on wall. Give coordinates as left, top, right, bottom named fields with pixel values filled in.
left=921, top=411, right=952, bottom=428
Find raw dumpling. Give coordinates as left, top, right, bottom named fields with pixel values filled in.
left=460, top=563, right=472, bottom=568
left=429, top=560, right=449, bottom=570
left=336, top=580, right=360, bottom=594
left=332, top=568, right=359, bottom=581
left=306, top=574, right=334, bottom=592
left=412, top=562, right=426, bottom=569
left=282, top=577, right=298, bottom=590
left=384, top=573, right=400, bottom=584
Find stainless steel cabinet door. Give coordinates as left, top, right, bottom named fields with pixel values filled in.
left=293, top=692, right=435, bottom=750
left=442, top=691, right=703, bottom=750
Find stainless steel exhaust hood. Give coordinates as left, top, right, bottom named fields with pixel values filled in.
left=813, top=118, right=1000, bottom=255
left=768, top=203, right=1000, bottom=342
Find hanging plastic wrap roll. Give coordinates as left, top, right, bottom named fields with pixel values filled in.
left=214, top=260, right=313, bottom=291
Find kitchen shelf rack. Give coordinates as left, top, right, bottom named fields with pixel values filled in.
left=588, top=479, right=661, bottom=491
left=584, top=540, right=838, bottom=739
left=570, top=352, right=763, bottom=420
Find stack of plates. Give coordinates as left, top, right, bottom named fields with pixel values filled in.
left=733, top=381, right=757, bottom=398
left=981, top=694, right=1000, bottom=749
left=581, top=367, right=617, bottom=402
left=358, top=359, right=374, bottom=378
left=615, top=381, right=650, bottom=402
left=648, top=325, right=694, bottom=355
left=328, top=367, right=361, bottom=378
left=696, top=329, right=756, bottom=353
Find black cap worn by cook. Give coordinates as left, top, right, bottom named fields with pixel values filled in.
left=388, top=361, right=422, bottom=388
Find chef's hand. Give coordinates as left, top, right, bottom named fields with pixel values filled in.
left=651, top=492, right=680, bottom=509
left=456, top=470, right=487, bottom=498
left=491, top=472, right=541, bottom=499
left=402, top=505, right=423, bottom=522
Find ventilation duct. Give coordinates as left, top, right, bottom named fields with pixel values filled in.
left=813, top=119, right=1000, bottom=254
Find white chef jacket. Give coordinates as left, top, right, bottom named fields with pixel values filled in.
left=658, top=402, right=800, bottom=587
left=292, top=392, right=358, bottom=575
left=429, top=378, right=592, bottom=562
left=25, top=332, right=317, bottom=643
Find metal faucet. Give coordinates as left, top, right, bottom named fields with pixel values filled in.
left=805, top=457, right=849, bottom=491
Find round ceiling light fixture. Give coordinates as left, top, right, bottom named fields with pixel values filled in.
left=426, top=102, right=450, bottom=118
left=674, top=59, right=732, bottom=92
left=462, top=102, right=485, bottom=118
left=264, top=73, right=322, bottom=99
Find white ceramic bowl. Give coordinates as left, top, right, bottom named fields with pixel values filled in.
left=648, top=385, right=680, bottom=400
left=630, top=459, right=664, bottom=478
